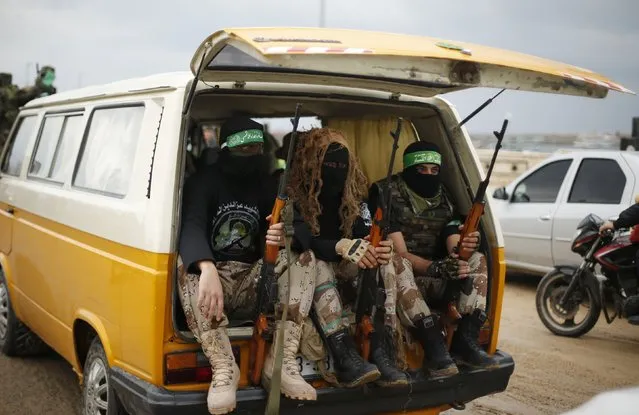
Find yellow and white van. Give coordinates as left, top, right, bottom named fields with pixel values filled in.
left=0, top=27, right=631, bottom=415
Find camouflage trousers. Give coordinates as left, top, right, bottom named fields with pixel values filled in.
left=312, top=253, right=431, bottom=335
left=414, top=252, right=489, bottom=316
left=177, top=251, right=315, bottom=359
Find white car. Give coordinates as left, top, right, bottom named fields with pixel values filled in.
left=491, top=150, right=639, bottom=274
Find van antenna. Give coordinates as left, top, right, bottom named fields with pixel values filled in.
left=457, top=88, right=506, bottom=128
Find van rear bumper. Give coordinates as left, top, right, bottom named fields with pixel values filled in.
left=111, top=350, right=514, bottom=415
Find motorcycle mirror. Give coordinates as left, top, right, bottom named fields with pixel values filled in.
left=492, top=187, right=509, bottom=200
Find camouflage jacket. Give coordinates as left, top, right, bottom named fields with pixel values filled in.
left=373, top=174, right=461, bottom=260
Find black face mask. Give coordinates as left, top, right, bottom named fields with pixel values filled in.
left=401, top=167, right=441, bottom=198
left=319, top=144, right=349, bottom=202
left=316, top=143, right=349, bottom=237
left=217, top=150, right=270, bottom=181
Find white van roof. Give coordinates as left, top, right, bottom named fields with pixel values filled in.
left=22, top=71, right=193, bottom=109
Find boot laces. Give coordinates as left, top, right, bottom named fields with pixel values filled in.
left=210, top=355, right=234, bottom=387
left=283, top=326, right=301, bottom=375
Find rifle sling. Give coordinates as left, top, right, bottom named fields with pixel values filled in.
left=264, top=203, right=293, bottom=415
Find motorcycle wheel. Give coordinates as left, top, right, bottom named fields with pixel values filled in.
left=535, top=269, right=601, bottom=337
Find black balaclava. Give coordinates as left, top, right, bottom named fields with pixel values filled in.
left=401, top=141, right=442, bottom=198
left=217, top=116, right=270, bottom=180
left=318, top=143, right=349, bottom=238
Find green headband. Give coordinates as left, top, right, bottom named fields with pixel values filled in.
left=221, top=129, right=264, bottom=149
left=403, top=150, right=442, bottom=169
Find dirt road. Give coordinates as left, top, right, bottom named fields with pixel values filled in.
left=1, top=276, right=638, bottom=415
left=449, top=275, right=639, bottom=415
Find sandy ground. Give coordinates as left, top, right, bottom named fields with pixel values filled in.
left=446, top=275, right=639, bottom=415
left=1, top=275, right=638, bottom=415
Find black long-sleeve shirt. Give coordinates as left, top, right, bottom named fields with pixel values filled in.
left=179, top=164, right=277, bottom=273
left=614, top=203, right=639, bottom=229
left=291, top=203, right=371, bottom=262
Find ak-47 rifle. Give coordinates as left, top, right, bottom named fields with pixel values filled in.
left=249, top=103, right=303, bottom=387
left=355, top=118, right=403, bottom=360
left=444, top=117, right=508, bottom=344
left=457, top=117, right=508, bottom=260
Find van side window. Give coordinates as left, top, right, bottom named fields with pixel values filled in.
left=512, top=159, right=571, bottom=203
left=568, top=158, right=626, bottom=204
left=1, top=116, right=38, bottom=176
left=73, top=105, right=144, bottom=197
left=28, top=113, right=84, bottom=182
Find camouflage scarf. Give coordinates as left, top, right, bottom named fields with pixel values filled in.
left=398, top=176, right=442, bottom=215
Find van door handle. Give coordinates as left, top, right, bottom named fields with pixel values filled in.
left=539, top=214, right=551, bottom=221
left=6, top=207, right=14, bottom=215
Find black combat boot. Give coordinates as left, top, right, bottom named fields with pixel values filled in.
left=369, top=326, right=409, bottom=387
left=326, top=328, right=381, bottom=388
left=450, top=309, right=499, bottom=369
left=412, top=315, right=459, bottom=378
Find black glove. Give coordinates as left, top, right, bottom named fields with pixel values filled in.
left=425, top=256, right=464, bottom=280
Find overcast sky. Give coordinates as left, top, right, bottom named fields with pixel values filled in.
left=1, top=0, right=637, bottom=134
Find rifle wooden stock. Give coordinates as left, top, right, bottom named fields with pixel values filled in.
left=264, top=198, right=286, bottom=263
left=355, top=315, right=374, bottom=361
left=455, top=118, right=508, bottom=261
left=457, top=203, right=485, bottom=261
left=446, top=118, right=508, bottom=345
left=369, top=207, right=384, bottom=248
left=249, top=103, right=303, bottom=387
left=355, top=118, right=402, bottom=359
left=249, top=314, right=269, bottom=385
left=444, top=302, right=462, bottom=347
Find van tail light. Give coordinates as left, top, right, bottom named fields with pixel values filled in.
left=165, top=351, right=212, bottom=385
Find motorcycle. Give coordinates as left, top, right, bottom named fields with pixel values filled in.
left=536, top=213, right=639, bottom=337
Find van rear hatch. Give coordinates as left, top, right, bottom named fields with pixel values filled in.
left=190, top=27, right=633, bottom=100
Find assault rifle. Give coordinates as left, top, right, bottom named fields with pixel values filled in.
left=444, top=117, right=508, bottom=345
left=355, top=118, right=403, bottom=360
left=249, top=103, right=303, bottom=387
left=456, top=117, right=508, bottom=261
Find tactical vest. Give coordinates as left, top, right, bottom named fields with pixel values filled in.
left=386, top=175, right=455, bottom=259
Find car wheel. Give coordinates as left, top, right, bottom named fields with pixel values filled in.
left=82, top=337, right=127, bottom=415
left=0, top=269, right=49, bottom=356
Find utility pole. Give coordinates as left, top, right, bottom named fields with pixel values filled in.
left=319, top=0, right=326, bottom=28
left=24, top=62, right=32, bottom=86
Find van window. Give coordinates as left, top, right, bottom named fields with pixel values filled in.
left=512, top=159, right=571, bottom=203
left=73, top=105, right=144, bottom=197
left=1, top=116, right=38, bottom=176
left=568, top=158, right=626, bottom=204
left=29, top=114, right=84, bottom=182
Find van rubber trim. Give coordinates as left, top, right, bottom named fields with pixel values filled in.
left=110, top=350, right=514, bottom=415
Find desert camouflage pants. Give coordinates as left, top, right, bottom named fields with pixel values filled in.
left=177, top=251, right=315, bottom=360
left=312, top=253, right=431, bottom=335
left=414, top=252, right=489, bottom=315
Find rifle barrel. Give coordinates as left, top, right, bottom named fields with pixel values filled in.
left=277, top=104, right=303, bottom=197
left=380, top=118, right=403, bottom=238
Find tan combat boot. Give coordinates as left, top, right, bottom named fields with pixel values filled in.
left=202, top=328, right=240, bottom=414
left=262, top=320, right=317, bottom=401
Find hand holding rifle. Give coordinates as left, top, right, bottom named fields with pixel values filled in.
left=250, top=103, right=303, bottom=392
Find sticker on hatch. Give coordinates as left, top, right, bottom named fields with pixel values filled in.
left=298, top=353, right=335, bottom=379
